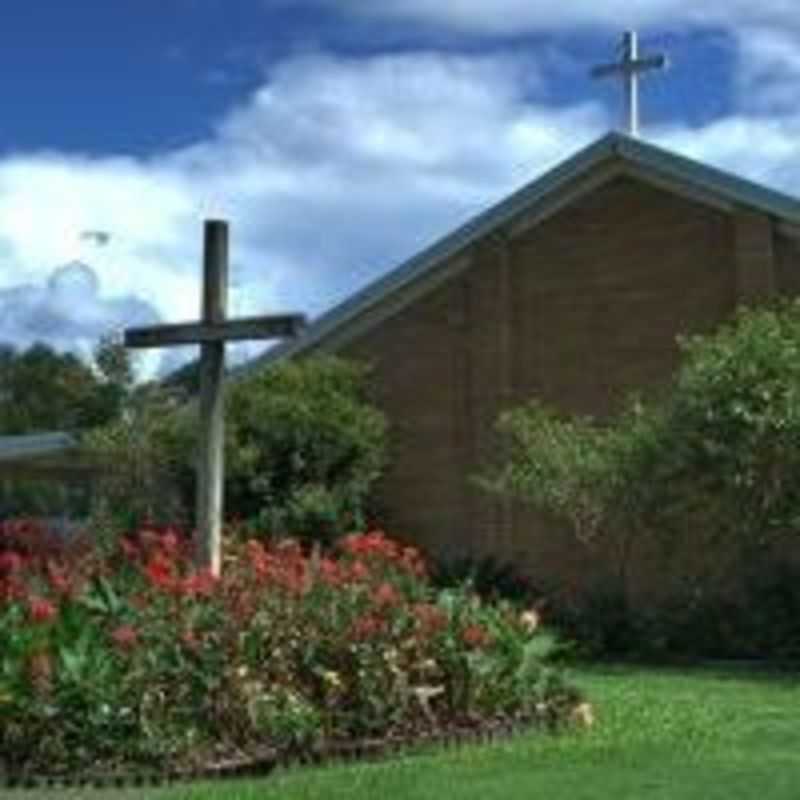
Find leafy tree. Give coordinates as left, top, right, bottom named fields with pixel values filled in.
left=226, top=357, right=387, bottom=542
left=0, top=339, right=133, bottom=434
left=86, top=356, right=388, bottom=543
left=485, top=300, right=800, bottom=656
left=491, top=301, right=800, bottom=551
left=0, top=338, right=137, bottom=518
left=84, top=381, right=194, bottom=530
left=92, top=334, right=136, bottom=418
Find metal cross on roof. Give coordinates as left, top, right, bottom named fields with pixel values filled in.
left=591, top=30, right=667, bottom=138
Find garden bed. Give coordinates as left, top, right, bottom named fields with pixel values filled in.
left=1, top=712, right=552, bottom=790
left=0, top=521, right=581, bottom=783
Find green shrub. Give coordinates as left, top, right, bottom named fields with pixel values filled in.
left=487, top=300, right=800, bottom=658
left=226, top=357, right=387, bottom=543
left=84, top=383, right=194, bottom=530
left=432, top=554, right=541, bottom=604
left=85, top=357, right=387, bottom=543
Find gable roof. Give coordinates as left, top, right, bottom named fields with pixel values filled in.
left=244, top=131, right=800, bottom=371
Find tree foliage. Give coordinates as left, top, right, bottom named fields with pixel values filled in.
left=486, top=300, right=800, bottom=656
left=0, top=338, right=130, bottom=434
left=0, top=337, right=137, bottom=518
left=491, top=300, right=800, bottom=548
left=86, top=356, right=388, bottom=541
left=226, top=357, right=388, bottom=542
left=84, top=382, right=194, bottom=530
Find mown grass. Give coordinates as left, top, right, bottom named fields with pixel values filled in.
left=13, top=664, right=800, bottom=799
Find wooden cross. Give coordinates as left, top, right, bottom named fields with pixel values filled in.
left=124, top=220, right=306, bottom=576
left=590, top=30, right=667, bottom=138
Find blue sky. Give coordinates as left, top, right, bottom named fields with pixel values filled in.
left=0, top=1, right=798, bottom=373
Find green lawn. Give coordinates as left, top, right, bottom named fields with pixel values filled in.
left=14, top=665, right=800, bottom=799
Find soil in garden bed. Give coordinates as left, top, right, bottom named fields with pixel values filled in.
left=0, top=710, right=559, bottom=790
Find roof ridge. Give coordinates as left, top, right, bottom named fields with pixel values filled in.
left=238, top=131, right=800, bottom=374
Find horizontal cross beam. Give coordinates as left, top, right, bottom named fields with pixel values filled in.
left=590, top=54, right=666, bottom=79
left=125, top=313, right=306, bottom=349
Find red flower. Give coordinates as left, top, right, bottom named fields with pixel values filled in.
left=137, top=528, right=160, bottom=551
left=28, top=596, right=58, bottom=624
left=349, top=559, right=370, bottom=582
left=145, top=552, right=176, bottom=591
left=247, top=540, right=270, bottom=578
left=111, top=624, right=139, bottom=651
left=0, top=551, right=23, bottom=575
left=413, top=603, right=448, bottom=634
left=0, top=576, right=24, bottom=603
left=318, top=557, right=342, bottom=586
left=180, top=569, right=217, bottom=598
left=274, top=538, right=303, bottom=561
left=161, top=531, right=180, bottom=556
left=401, top=546, right=426, bottom=577
left=372, top=582, right=401, bottom=608
left=349, top=614, right=386, bottom=641
left=120, top=537, right=139, bottom=560
left=46, top=561, right=72, bottom=597
left=341, top=531, right=399, bottom=560
left=462, top=624, right=491, bottom=649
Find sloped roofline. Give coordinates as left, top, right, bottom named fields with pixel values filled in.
left=243, top=131, right=800, bottom=371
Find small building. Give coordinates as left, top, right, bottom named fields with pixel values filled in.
left=0, top=432, right=96, bottom=524
left=0, top=433, right=85, bottom=478
left=253, top=132, right=800, bottom=594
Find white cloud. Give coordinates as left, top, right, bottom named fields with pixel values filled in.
left=317, top=0, right=800, bottom=36
left=0, top=51, right=607, bottom=373
left=734, top=27, right=800, bottom=114
left=0, top=261, right=158, bottom=362
left=0, top=42, right=799, bottom=377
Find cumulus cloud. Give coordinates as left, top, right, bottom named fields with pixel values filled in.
left=0, top=38, right=799, bottom=377
left=734, top=27, right=800, bottom=115
left=0, top=261, right=159, bottom=359
left=169, top=51, right=606, bottom=308
left=0, top=49, right=609, bottom=375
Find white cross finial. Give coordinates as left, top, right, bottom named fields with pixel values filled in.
left=591, top=31, right=667, bottom=137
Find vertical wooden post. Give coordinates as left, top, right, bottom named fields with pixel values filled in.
left=124, top=219, right=305, bottom=579
left=196, top=220, right=228, bottom=576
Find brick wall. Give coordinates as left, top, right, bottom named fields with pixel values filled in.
left=342, top=175, right=798, bottom=592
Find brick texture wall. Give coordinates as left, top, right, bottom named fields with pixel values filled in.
left=342, top=175, right=799, bottom=592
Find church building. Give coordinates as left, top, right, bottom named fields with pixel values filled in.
left=250, top=32, right=800, bottom=594
left=255, top=130, right=800, bottom=587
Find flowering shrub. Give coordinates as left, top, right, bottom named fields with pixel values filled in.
left=0, top=521, right=579, bottom=775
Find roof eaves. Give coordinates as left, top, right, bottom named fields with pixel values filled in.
left=239, top=133, right=620, bottom=373
left=614, top=135, right=800, bottom=223
left=241, top=131, right=800, bottom=373
left=0, top=433, right=78, bottom=462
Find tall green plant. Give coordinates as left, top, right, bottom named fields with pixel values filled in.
left=226, top=357, right=387, bottom=541
left=486, top=300, right=800, bottom=656
left=84, top=383, right=195, bottom=530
